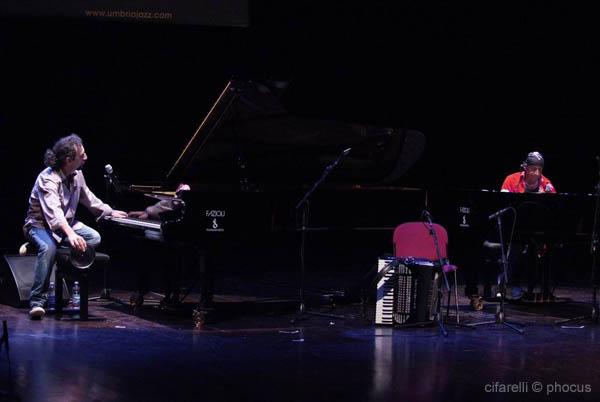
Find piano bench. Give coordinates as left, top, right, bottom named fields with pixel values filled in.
left=53, top=248, right=110, bottom=321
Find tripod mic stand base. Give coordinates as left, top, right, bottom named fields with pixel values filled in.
left=555, top=308, right=599, bottom=326
left=467, top=311, right=525, bottom=335
left=290, top=302, right=348, bottom=325
left=394, top=313, right=452, bottom=337
left=394, top=320, right=447, bottom=337
left=555, top=286, right=600, bottom=326
left=443, top=318, right=477, bottom=330
left=89, top=288, right=127, bottom=306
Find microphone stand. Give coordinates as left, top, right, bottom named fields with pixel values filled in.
left=421, top=211, right=474, bottom=335
left=291, top=148, right=351, bottom=323
left=103, top=165, right=122, bottom=208
left=94, top=168, right=126, bottom=307
left=104, top=171, right=113, bottom=206
left=417, top=212, right=450, bottom=336
left=468, top=208, right=524, bottom=334
left=556, top=157, right=600, bottom=326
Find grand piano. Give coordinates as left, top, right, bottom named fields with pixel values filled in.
left=104, top=79, right=429, bottom=241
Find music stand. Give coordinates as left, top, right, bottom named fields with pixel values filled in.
left=556, top=160, right=600, bottom=326
left=468, top=208, right=525, bottom=334
left=291, top=148, right=352, bottom=323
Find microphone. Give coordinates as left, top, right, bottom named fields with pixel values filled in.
left=104, top=164, right=122, bottom=194
left=295, top=147, right=352, bottom=210
left=488, top=207, right=511, bottom=220
left=422, top=209, right=433, bottom=223
left=325, top=147, right=352, bottom=171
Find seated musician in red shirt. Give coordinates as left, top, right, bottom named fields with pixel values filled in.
left=500, top=151, right=556, bottom=301
left=501, top=151, right=556, bottom=194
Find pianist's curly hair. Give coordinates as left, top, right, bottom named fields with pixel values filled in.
left=44, top=133, right=83, bottom=170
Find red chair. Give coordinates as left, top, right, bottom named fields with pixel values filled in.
left=393, top=222, right=460, bottom=321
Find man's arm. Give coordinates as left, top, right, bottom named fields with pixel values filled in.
left=77, top=172, right=127, bottom=219
left=57, top=222, right=88, bottom=252
left=542, top=178, right=557, bottom=193
left=128, top=200, right=173, bottom=220
left=500, top=173, right=518, bottom=192
left=500, top=177, right=512, bottom=192
left=37, top=176, right=87, bottom=251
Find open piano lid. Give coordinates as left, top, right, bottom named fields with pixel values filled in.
left=165, top=79, right=425, bottom=188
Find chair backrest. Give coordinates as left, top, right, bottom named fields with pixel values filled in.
left=393, top=222, right=448, bottom=261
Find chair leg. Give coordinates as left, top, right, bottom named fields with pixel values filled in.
left=55, top=269, right=63, bottom=318
left=446, top=284, right=451, bottom=317
left=454, top=271, right=460, bottom=323
left=81, top=273, right=89, bottom=321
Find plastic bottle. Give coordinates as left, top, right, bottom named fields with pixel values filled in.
left=72, top=281, right=80, bottom=310
left=48, top=282, right=56, bottom=310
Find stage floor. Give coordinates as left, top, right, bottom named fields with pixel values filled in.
left=1, top=277, right=599, bottom=402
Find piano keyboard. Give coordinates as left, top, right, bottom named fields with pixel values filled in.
left=103, top=216, right=162, bottom=231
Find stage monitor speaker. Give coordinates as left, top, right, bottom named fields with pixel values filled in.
left=1, top=255, right=69, bottom=307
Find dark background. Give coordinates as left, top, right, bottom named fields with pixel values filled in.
left=0, top=2, right=597, bottom=282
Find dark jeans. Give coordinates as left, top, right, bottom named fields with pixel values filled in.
left=26, top=225, right=101, bottom=308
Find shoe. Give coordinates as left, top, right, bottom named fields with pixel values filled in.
left=469, top=295, right=484, bottom=311
left=162, top=292, right=181, bottom=305
left=29, top=306, right=45, bottom=320
left=160, top=292, right=182, bottom=311
left=129, top=292, right=144, bottom=313
left=19, top=242, right=31, bottom=256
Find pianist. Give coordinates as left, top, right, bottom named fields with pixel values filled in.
left=500, top=151, right=556, bottom=193
left=23, top=133, right=128, bottom=319
left=499, top=151, right=556, bottom=300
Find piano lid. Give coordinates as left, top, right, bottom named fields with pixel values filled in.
left=165, top=79, right=425, bottom=187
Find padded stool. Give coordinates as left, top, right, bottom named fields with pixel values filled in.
left=54, top=248, right=110, bottom=321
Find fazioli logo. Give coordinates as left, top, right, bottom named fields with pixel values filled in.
left=206, top=210, right=226, bottom=218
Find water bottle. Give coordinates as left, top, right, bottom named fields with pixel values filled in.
left=48, top=282, right=56, bottom=310
left=72, top=281, right=80, bottom=310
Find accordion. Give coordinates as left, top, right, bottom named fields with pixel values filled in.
left=375, top=257, right=439, bottom=325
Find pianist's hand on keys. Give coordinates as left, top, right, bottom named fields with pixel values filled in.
left=128, top=211, right=149, bottom=220
left=111, top=210, right=128, bottom=218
